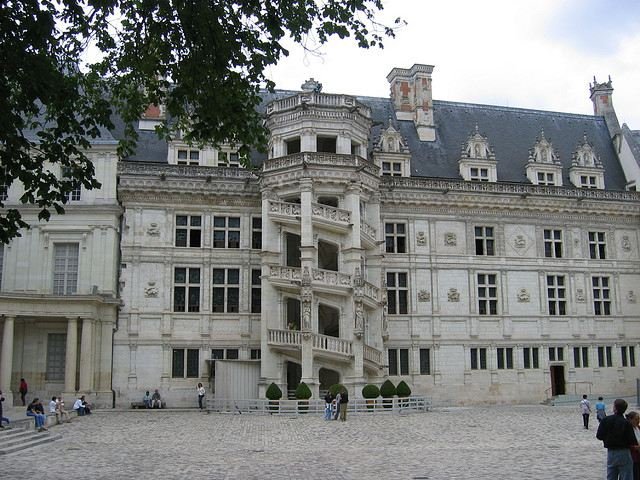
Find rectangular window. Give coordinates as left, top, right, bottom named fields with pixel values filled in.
left=497, top=347, right=514, bottom=369
left=0, top=166, right=8, bottom=201
left=251, top=217, right=262, bottom=250
left=250, top=348, right=261, bottom=360
left=474, top=226, right=495, bottom=256
left=573, top=346, right=589, bottom=368
left=470, top=348, right=487, bottom=370
left=172, top=348, right=200, bottom=378
left=419, top=348, right=431, bottom=375
left=213, top=216, right=240, bottom=248
left=592, top=276, right=611, bottom=316
left=386, top=272, right=408, bottom=314
left=523, top=347, right=539, bottom=369
left=53, top=243, right=79, bottom=295
left=173, top=267, right=200, bottom=312
left=588, top=232, right=606, bottom=260
left=470, top=167, right=489, bottom=182
left=382, top=161, right=403, bottom=177
left=175, top=215, right=202, bottom=248
left=212, top=268, right=240, bottom=313
left=580, top=175, right=597, bottom=189
left=543, top=229, right=563, bottom=258
left=388, top=348, right=409, bottom=375
left=62, top=167, right=81, bottom=201
left=226, top=348, right=239, bottom=359
left=177, top=149, right=200, bottom=165
left=385, top=223, right=406, bottom=253
left=547, top=275, right=566, bottom=316
left=477, top=273, right=498, bottom=315
left=251, top=269, right=261, bottom=314
left=536, top=172, right=555, bottom=186
left=285, top=138, right=301, bottom=155
left=621, top=346, right=636, bottom=367
left=45, top=333, right=66, bottom=381
left=597, top=346, right=613, bottom=368
left=548, top=347, right=564, bottom=362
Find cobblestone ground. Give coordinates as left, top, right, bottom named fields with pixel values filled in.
left=6, top=405, right=608, bottom=479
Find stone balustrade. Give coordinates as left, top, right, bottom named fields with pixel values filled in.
left=360, top=221, right=377, bottom=240
left=311, top=268, right=352, bottom=288
left=311, top=202, right=351, bottom=225
left=263, top=152, right=378, bottom=175
left=267, top=328, right=302, bottom=347
left=312, top=333, right=353, bottom=356
left=269, top=266, right=302, bottom=282
left=362, top=281, right=380, bottom=303
left=363, top=344, right=383, bottom=365
left=268, top=200, right=301, bottom=218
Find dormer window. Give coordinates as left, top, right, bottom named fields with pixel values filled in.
left=177, top=149, right=200, bottom=165
left=569, top=134, right=604, bottom=189
left=217, top=149, right=243, bottom=168
left=382, top=161, right=403, bottom=177
left=459, top=125, right=497, bottom=182
left=526, top=130, right=562, bottom=186
left=373, top=123, right=411, bottom=178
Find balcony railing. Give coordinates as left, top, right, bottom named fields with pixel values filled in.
left=269, top=266, right=302, bottom=282
left=311, top=268, right=352, bottom=288
left=363, top=344, right=383, bottom=365
left=313, top=333, right=353, bottom=356
left=360, top=221, right=376, bottom=240
left=362, top=281, right=380, bottom=303
left=263, top=152, right=379, bottom=176
left=311, top=202, right=351, bottom=226
left=268, top=200, right=301, bottom=218
left=267, top=328, right=302, bottom=347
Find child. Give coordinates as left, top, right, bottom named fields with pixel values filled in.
left=595, top=397, right=606, bottom=423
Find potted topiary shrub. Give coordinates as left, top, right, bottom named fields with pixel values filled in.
left=295, top=382, right=312, bottom=413
left=265, top=382, right=282, bottom=413
left=396, top=380, right=412, bottom=407
left=362, top=384, right=380, bottom=411
left=380, top=379, right=396, bottom=409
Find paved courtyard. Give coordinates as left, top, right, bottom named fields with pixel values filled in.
left=6, top=405, right=610, bottom=479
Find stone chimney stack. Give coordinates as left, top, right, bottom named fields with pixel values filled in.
left=589, top=76, right=621, bottom=140
left=387, top=64, right=435, bottom=141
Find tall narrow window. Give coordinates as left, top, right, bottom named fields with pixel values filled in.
left=53, top=243, right=79, bottom=295
left=419, top=348, right=431, bottom=375
left=386, top=272, right=408, bottom=314
left=388, top=348, right=409, bottom=375
left=548, top=347, right=564, bottom=362
left=46, top=333, right=66, bottom=381
left=547, top=275, right=566, bottom=315
left=496, top=347, right=514, bottom=369
left=172, top=348, right=200, bottom=378
left=470, top=348, right=487, bottom=370
left=588, top=232, right=606, bottom=259
left=597, top=346, right=612, bottom=367
left=251, top=269, right=261, bottom=314
left=543, top=229, right=563, bottom=258
left=573, top=346, right=589, bottom=368
left=474, top=226, right=494, bottom=255
left=592, top=276, right=611, bottom=316
left=173, top=267, right=200, bottom=312
left=213, top=216, right=240, bottom=248
left=477, top=273, right=498, bottom=315
left=175, top=215, right=202, bottom=247
left=251, top=217, right=262, bottom=250
left=621, top=346, right=636, bottom=367
left=523, top=347, right=539, bottom=369
left=385, top=223, right=406, bottom=253
left=212, top=268, right=240, bottom=313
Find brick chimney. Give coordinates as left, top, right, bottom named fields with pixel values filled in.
left=387, top=64, right=435, bottom=141
left=589, top=76, right=621, bottom=141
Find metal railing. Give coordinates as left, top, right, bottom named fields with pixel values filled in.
left=206, top=396, right=431, bottom=416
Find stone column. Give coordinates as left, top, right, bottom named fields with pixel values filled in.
left=79, top=317, right=95, bottom=392
left=64, top=317, right=79, bottom=393
left=0, top=316, right=15, bottom=401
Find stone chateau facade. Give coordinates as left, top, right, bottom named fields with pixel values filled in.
left=1, top=64, right=640, bottom=407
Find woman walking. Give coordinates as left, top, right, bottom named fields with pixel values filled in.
left=197, top=383, right=206, bottom=410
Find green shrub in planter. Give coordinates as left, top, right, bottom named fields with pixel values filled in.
left=266, top=382, right=282, bottom=412
left=295, top=382, right=312, bottom=413
left=380, top=379, right=396, bottom=409
left=396, top=380, right=411, bottom=397
left=362, top=384, right=380, bottom=411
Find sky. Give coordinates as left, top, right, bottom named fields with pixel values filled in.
left=265, top=0, right=640, bottom=128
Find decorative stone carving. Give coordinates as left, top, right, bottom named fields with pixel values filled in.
left=528, top=130, right=560, bottom=164
left=146, top=223, right=160, bottom=237
left=301, top=286, right=312, bottom=331
left=622, top=235, right=632, bottom=252
left=354, top=302, right=364, bottom=337
left=517, top=288, right=530, bottom=303
left=572, top=134, right=602, bottom=168
left=300, top=78, right=322, bottom=92
left=627, top=291, right=637, bottom=304
left=144, top=282, right=159, bottom=298
left=461, top=125, right=495, bottom=160
left=445, top=232, right=457, bottom=246
left=416, top=231, right=427, bottom=246
left=576, top=288, right=586, bottom=302
left=374, top=123, right=410, bottom=153
left=447, top=288, right=460, bottom=302
left=418, top=290, right=431, bottom=302
left=514, top=235, right=526, bottom=249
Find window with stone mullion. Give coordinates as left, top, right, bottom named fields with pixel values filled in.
left=386, top=272, right=408, bottom=314
left=543, top=229, right=562, bottom=258
left=588, top=232, right=606, bottom=259
left=385, top=222, right=406, bottom=253
left=474, top=226, right=494, bottom=256
left=173, top=267, right=201, bottom=312
left=546, top=275, right=566, bottom=315
left=53, top=243, right=79, bottom=295
left=212, top=268, right=240, bottom=312
left=213, top=216, right=240, bottom=248
left=175, top=215, right=202, bottom=248
left=477, top=273, right=497, bottom=315
left=592, top=276, right=611, bottom=315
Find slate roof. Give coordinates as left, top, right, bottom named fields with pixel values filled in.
left=622, top=124, right=640, bottom=169
left=117, top=89, right=629, bottom=191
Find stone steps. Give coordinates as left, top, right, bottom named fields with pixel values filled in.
left=0, top=426, right=62, bottom=455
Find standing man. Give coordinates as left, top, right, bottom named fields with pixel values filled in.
left=339, top=389, right=349, bottom=422
left=18, top=378, right=28, bottom=406
left=596, top=398, right=637, bottom=480
left=581, top=394, right=592, bottom=430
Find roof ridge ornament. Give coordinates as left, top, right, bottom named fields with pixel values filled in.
left=529, top=129, right=560, bottom=164
left=300, top=78, right=323, bottom=93
left=572, top=132, right=602, bottom=168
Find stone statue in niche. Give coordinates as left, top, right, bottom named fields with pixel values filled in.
left=144, top=281, right=159, bottom=298
left=418, top=290, right=431, bottom=302
left=147, top=223, right=160, bottom=237
left=447, top=288, right=460, bottom=302
left=355, top=303, right=364, bottom=331
left=517, top=288, right=530, bottom=303
left=416, top=231, right=427, bottom=246
left=514, top=235, right=526, bottom=249
left=445, top=232, right=457, bottom=246
left=622, top=235, right=631, bottom=252
left=576, top=288, right=585, bottom=302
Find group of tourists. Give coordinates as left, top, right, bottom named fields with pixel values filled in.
left=142, top=389, right=164, bottom=409
left=323, top=389, right=349, bottom=421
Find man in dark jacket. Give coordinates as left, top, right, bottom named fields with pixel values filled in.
left=339, top=389, right=349, bottom=422
left=596, top=398, right=637, bottom=480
